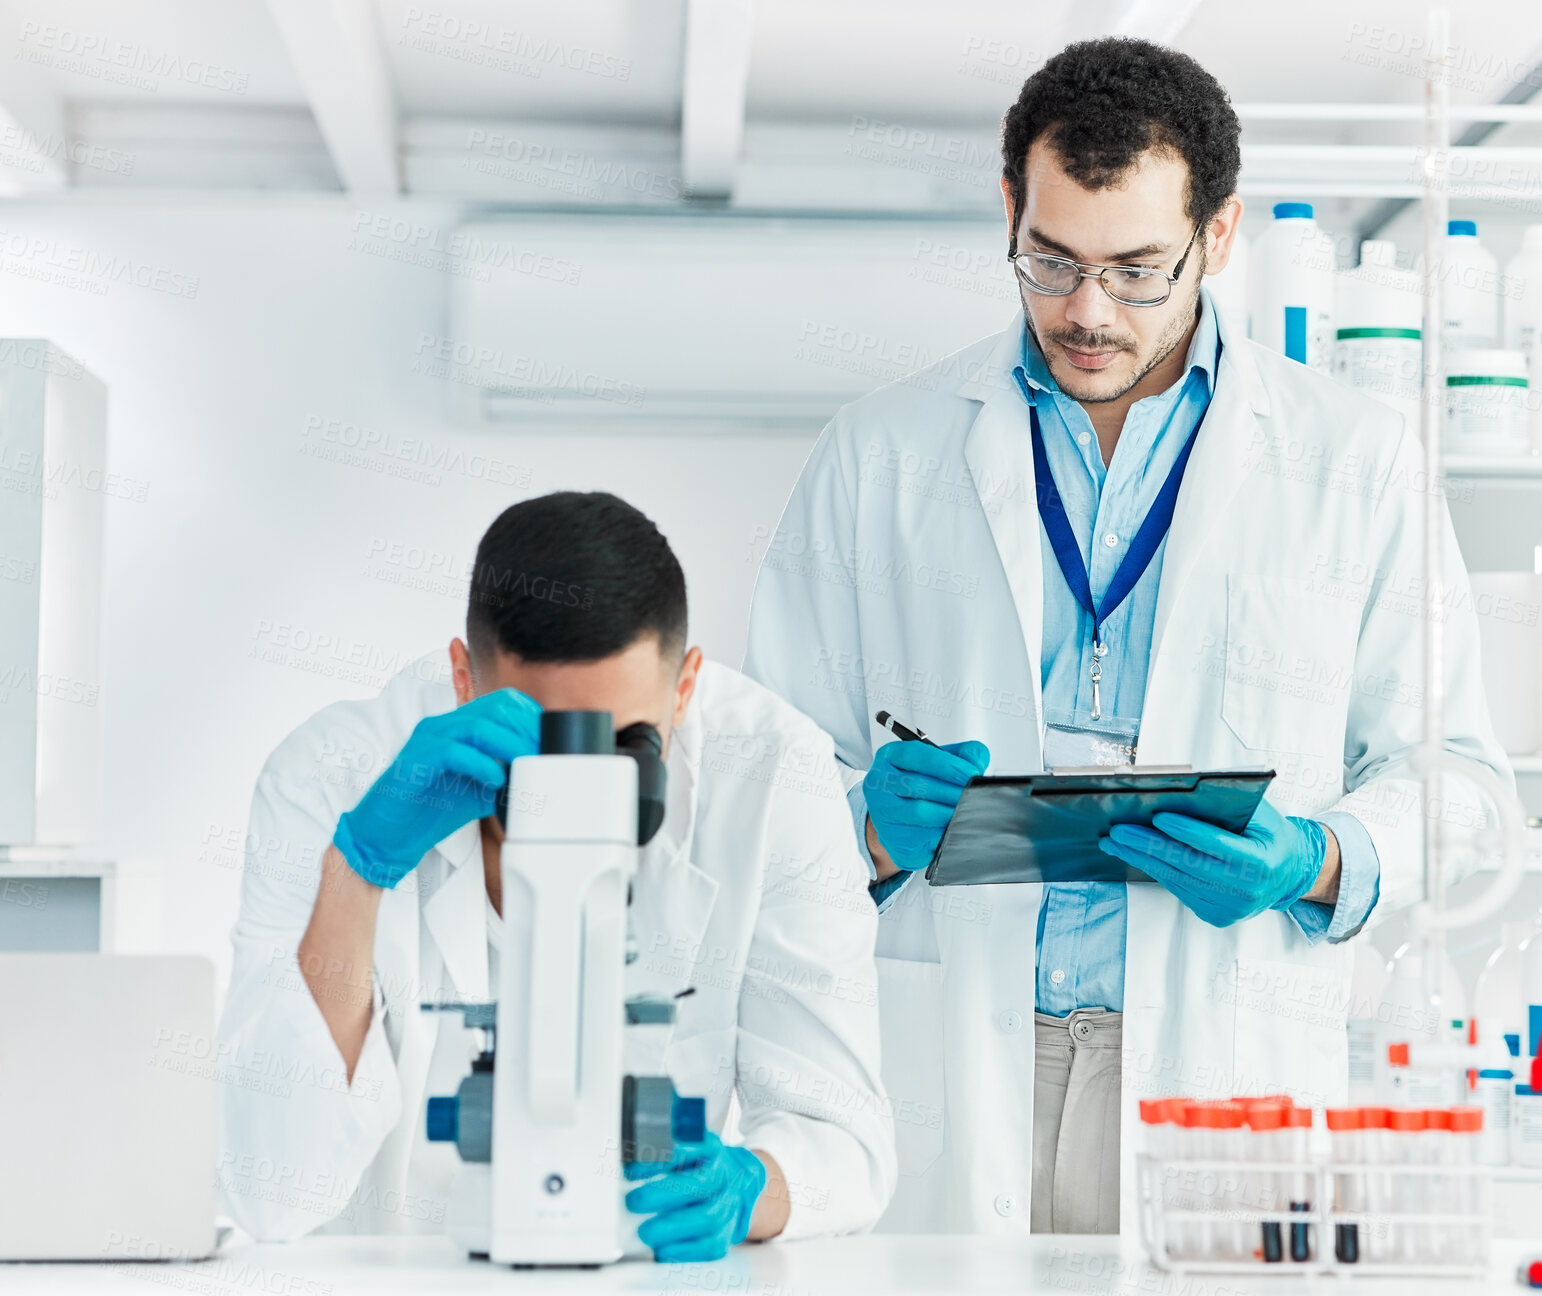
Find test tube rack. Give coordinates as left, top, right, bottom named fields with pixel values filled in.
left=1137, top=1154, right=1493, bottom=1277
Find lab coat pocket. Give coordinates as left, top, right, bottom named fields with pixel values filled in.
left=874, top=956, right=946, bottom=1180
left=1220, top=574, right=1359, bottom=757
left=1230, top=949, right=1351, bottom=1103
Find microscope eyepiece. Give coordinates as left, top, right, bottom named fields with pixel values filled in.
left=539, top=710, right=614, bottom=754
left=497, top=714, right=668, bottom=846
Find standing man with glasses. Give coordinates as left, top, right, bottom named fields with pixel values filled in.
left=745, top=38, right=1509, bottom=1235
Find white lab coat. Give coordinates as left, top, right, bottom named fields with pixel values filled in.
left=743, top=309, right=1512, bottom=1234
left=216, top=653, right=896, bottom=1243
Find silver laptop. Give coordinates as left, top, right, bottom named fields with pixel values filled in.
left=0, top=954, right=217, bottom=1261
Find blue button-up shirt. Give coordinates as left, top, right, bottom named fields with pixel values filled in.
left=1025, top=291, right=1381, bottom=1016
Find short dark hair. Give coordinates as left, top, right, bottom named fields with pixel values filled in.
left=1001, top=38, right=1241, bottom=236
left=466, top=491, right=687, bottom=664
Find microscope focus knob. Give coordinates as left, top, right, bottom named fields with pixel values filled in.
left=672, top=1095, right=706, bottom=1143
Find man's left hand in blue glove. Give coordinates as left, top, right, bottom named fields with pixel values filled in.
left=1097, top=798, right=1339, bottom=928
left=625, top=1132, right=777, bottom=1262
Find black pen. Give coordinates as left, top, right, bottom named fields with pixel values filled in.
left=875, top=710, right=938, bottom=747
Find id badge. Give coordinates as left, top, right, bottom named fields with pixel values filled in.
left=1042, top=719, right=1139, bottom=770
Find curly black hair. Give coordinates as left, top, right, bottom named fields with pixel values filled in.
left=1001, top=38, right=1241, bottom=239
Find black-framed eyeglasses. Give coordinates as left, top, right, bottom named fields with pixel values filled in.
left=1008, top=226, right=1201, bottom=307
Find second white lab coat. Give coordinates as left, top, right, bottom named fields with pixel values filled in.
left=744, top=309, right=1512, bottom=1233
left=216, top=653, right=896, bottom=1243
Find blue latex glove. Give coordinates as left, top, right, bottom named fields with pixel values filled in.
left=1097, top=799, right=1328, bottom=928
left=624, top=1132, right=767, bottom=1263
left=863, top=739, right=991, bottom=872
left=333, top=688, right=541, bottom=888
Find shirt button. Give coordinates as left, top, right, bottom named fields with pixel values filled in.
left=1103, top=532, right=1119, bottom=548
left=998, top=1010, right=1023, bottom=1034
left=1072, top=1019, right=1095, bottom=1043
left=1077, top=431, right=1091, bottom=446
left=1049, top=969, right=1066, bottom=985
left=993, top=1192, right=1017, bottom=1217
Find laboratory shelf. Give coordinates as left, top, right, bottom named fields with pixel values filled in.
left=1444, top=455, right=1542, bottom=480
left=0, top=853, right=115, bottom=877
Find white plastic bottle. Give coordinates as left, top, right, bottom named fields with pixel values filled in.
left=1519, top=924, right=1542, bottom=1057
left=1382, top=943, right=1470, bottom=1102
left=1250, top=202, right=1335, bottom=374
left=1474, top=921, right=1537, bottom=1043
left=1443, top=220, right=1499, bottom=348
left=1502, top=224, right=1542, bottom=354
left=1334, top=239, right=1422, bottom=429
left=1472, top=1018, right=1515, bottom=1166
left=1444, top=348, right=1532, bottom=455
left=1513, top=1083, right=1542, bottom=1169
left=1348, top=937, right=1389, bottom=1103
left=1388, top=940, right=1469, bottom=1038
left=1502, top=224, right=1542, bottom=449
left=1381, top=951, right=1449, bottom=1103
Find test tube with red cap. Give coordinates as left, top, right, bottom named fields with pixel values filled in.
left=1139, top=1099, right=1177, bottom=1156
left=1386, top=1107, right=1426, bottom=1262
left=1325, top=1108, right=1362, bottom=1264
left=1176, top=1103, right=1218, bottom=1262
left=1245, top=1103, right=1287, bottom=1262
left=1221, top=1102, right=1252, bottom=1261
left=1425, top=1107, right=1459, bottom=1263
left=1447, top=1106, right=1483, bottom=1264
left=1139, top=1099, right=1185, bottom=1260
left=1359, top=1106, right=1390, bottom=1261
left=1183, top=1102, right=1249, bottom=1261
left=1202, top=1102, right=1250, bottom=1260
left=1285, top=1106, right=1314, bottom=1262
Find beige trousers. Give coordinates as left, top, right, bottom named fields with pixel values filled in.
left=1030, top=1008, right=1122, bottom=1234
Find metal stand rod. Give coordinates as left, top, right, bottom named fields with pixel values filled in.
left=1409, top=4, right=1527, bottom=946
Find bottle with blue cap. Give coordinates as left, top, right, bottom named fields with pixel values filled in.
left=1443, top=219, right=1499, bottom=348
left=1471, top=1017, right=1515, bottom=1166
left=1248, top=201, right=1336, bottom=374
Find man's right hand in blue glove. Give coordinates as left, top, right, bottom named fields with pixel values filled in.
left=864, top=739, right=990, bottom=874
left=333, top=688, right=542, bottom=889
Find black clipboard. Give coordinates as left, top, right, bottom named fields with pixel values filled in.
left=923, top=767, right=1275, bottom=886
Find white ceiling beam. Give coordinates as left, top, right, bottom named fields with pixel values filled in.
left=403, top=119, right=684, bottom=204
left=680, top=0, right=755, bottom=199
left=68, top=105, right=337, bottom=192
left=0, top=62, right=69, bottom=195
left=266, top=0, right=399, bottom=195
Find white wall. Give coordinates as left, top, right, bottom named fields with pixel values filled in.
left=0, top=198, right=825, bottom=987
left=9, top=196, right=1534, bottom=1001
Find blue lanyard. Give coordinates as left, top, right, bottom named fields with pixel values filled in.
left=1013, top=366, right=1201, bottom=721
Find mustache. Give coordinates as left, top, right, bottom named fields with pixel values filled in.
left=1044, top=329, right=1135, bottom=353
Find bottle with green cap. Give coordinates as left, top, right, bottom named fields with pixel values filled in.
left=1334, top=239, right=1421, bottom=429
left=1444, top=219, right=1499, bottom=348
left=1445, top=348, right=1530, bottom=454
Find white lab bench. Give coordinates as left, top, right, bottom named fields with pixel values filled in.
left=6, top=1234, right=1542, bottom=1295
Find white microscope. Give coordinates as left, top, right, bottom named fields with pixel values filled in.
left=424, top=710, right=705, bottom=1266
